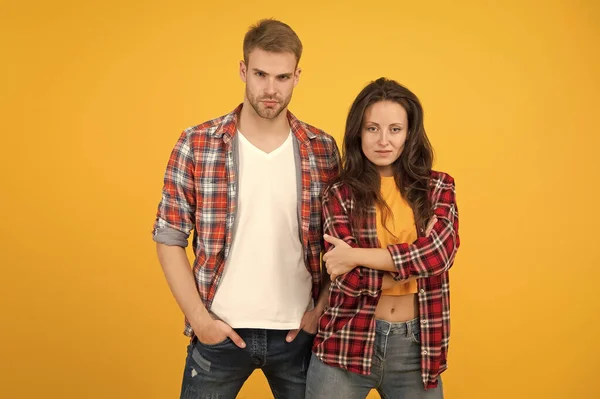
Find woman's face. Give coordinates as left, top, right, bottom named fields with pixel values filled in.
left=360, top=100, right=408, bottom=177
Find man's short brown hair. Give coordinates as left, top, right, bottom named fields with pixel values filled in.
left=243, top=19, right=303, bottom=65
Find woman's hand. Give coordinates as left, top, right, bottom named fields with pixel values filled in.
left=323, top=234, right=356, bottom=280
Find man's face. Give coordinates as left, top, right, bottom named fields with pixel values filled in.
left=240, top=48, right=300, bottom=120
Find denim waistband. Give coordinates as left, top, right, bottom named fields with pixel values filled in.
left=375, top=317, right=420, bottom=336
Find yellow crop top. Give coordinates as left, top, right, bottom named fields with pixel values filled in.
left=377, top=176, right=418, bottom=296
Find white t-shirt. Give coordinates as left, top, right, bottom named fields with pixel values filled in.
left=210, top=130, right=312, bottom=329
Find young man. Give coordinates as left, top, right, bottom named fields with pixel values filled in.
left=152, top=19, right=340, bottom=398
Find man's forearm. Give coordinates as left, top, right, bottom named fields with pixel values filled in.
left=156, top=243, right=211, bottom=328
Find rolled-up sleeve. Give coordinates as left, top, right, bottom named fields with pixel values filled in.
left=152, top=129, right=197, bottom=247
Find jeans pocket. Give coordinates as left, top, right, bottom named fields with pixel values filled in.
left=299, top=329, right=317, bottom=338
left=410, top=330, right=421, bottom=344
left=197, top=336, right=233, bottom=348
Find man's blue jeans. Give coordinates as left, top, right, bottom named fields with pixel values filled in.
left=180, top=328, right=314, bottom=399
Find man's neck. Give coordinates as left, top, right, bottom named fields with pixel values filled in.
left=238, top=99, right=290, bottom=139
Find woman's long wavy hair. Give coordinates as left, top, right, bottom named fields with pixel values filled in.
left=335, top=77, right=434, bottom=235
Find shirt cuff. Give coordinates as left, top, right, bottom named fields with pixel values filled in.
left=153, top=226, right=189, bottom=247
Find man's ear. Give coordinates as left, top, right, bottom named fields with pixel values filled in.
left=293, top=67, right=302, bottom=87
left=240, top=60, right=247, bottom=83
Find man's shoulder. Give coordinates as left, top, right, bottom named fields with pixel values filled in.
left=294, top=118, right=337, bottom=149
left=179, top=107, right=238, bottom=143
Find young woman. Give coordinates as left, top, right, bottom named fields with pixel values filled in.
left=306, top=78, right=460, bottom=398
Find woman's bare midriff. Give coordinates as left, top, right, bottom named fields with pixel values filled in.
left=375, top=293, right=418, bottom=322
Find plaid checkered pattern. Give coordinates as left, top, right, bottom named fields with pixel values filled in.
left=153, top=104, right=341, bottom=337
left=313, top=171, right=459, bottom=389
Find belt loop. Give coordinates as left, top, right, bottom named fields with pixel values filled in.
left=379, top=320, right=391, bottom=336
left=405, top=320, right=412, bottom=338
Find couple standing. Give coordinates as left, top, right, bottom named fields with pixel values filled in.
left=152, top=18, right=459, bottom=399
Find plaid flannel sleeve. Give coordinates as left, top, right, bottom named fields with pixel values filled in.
left=388, top=174, right=460, bottom=280
left=152, top=129, right=197, bottom=247
left=322, top=185, right=382, bottom=297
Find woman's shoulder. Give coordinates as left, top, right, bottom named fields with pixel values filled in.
left=430, top=170, right=456, bottom=186
left=429, top=170, right=457, bottom=203
left=323, top=179, right=353, bottom=200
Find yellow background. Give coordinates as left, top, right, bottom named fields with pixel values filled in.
left=1, top=0, right=599, bottom=398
